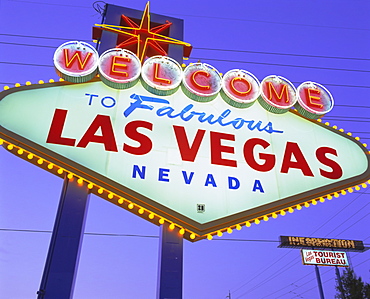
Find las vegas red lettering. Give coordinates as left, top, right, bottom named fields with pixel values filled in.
left=46, top=109, right=343, bottom=180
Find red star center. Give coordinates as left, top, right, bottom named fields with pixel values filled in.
left=93, top=2, right=192, bottom=63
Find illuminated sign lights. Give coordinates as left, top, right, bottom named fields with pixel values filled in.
left=301, top=249, right=349, bottom=267
left=52, top=41, right=334, bottom=119
left=297, top=82, right=334, bottom=119
left=1, top=78, right=369, bottom=242
left=141, top=56, right=183, bottom=96
left=92, top=2, right=192, bottom=62
left=182, top=62, right=222, bottom=102
left=221, top=69, right=261, bottom=108
left=279, top=236, right=365, bottom=252
left=54, top=41, right=99, bottom=83
left=98, top=48, right=141, bottom=89
left=260, top=75, right=297, bottom=114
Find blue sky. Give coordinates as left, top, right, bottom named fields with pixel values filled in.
left=0, top=0, right=369, bottom=298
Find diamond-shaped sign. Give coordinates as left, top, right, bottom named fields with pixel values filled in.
left=1, top=79, right=369, bottom=241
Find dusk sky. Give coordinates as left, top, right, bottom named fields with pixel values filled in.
left=0, top=0, right=369, bottom=298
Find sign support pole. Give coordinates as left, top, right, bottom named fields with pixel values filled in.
left=157, top=222, right=183, bottom=299
left=37, top=176, right=90, bottom=299
left=335, top=266, right=345, bottom=298
left=314, top=264, right=325, bottom=299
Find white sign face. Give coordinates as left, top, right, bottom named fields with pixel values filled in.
left=0, top=80, right=369, bottom=238
left=301, top=249, right=349, bottom=267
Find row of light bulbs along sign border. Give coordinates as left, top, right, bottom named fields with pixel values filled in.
left=2, top=40, right=369, bottom=241
left=1, top=95, right=369, bottom=241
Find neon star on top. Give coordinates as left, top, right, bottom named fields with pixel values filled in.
left=94, top=2, right=192, bottom=62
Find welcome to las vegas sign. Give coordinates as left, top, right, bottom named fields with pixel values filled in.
left=0, top=7, right=369, bottom=242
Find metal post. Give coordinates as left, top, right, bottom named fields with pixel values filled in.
left=335, top=266, right=345, bottom=298
left=315, top=264, right=325, bottom=299
left=37, top=176, right=90, bottom=299
left=157, top=222, right=183, bottom=299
